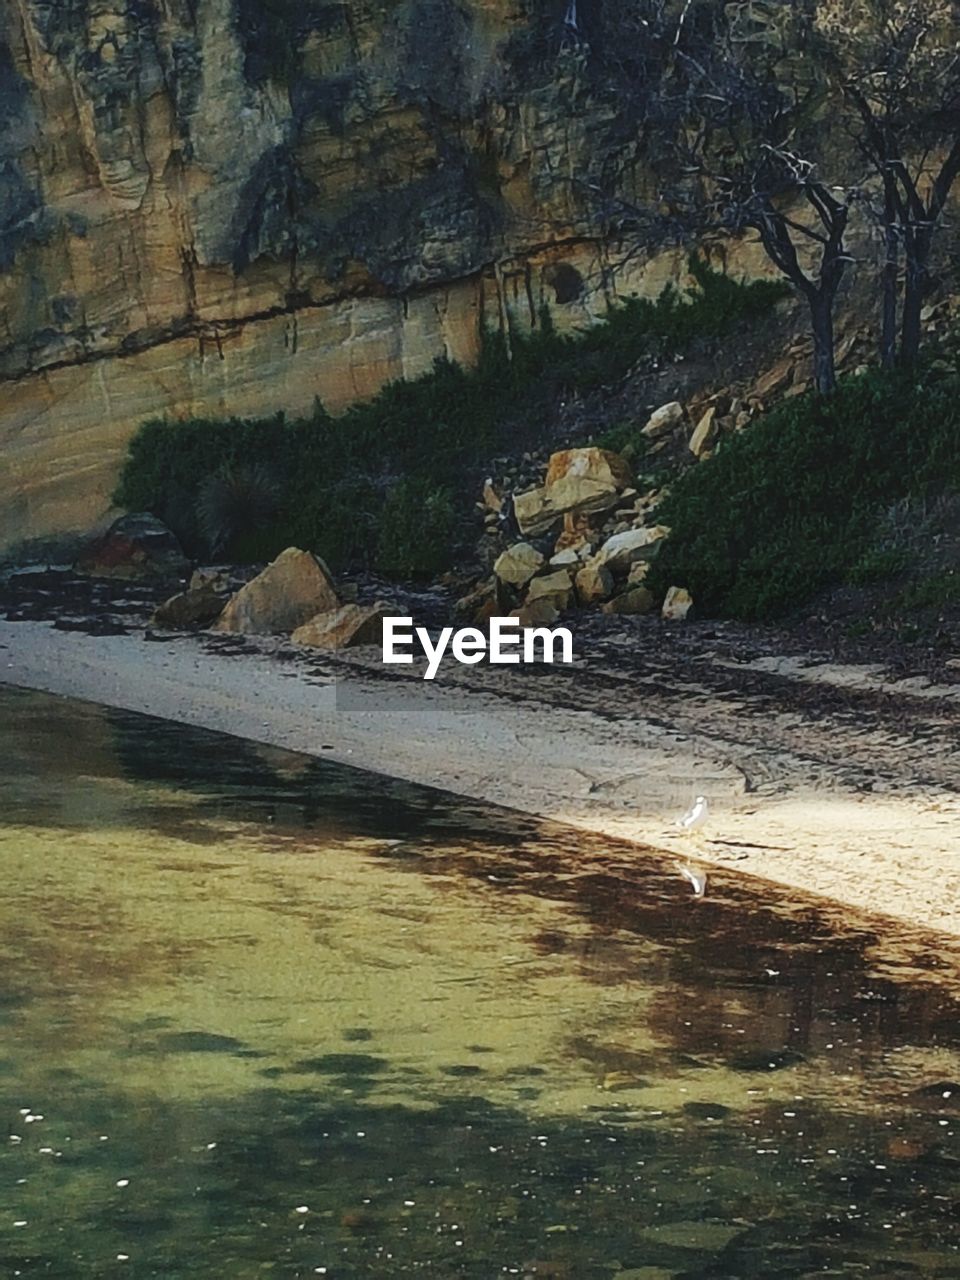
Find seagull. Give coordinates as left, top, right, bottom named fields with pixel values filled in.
left=676, top=863, right=707, bottom=897
left=675, top=794, right=709, bottom=835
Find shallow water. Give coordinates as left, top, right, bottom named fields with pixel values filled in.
left=2, top=685, right=960, bottom=1277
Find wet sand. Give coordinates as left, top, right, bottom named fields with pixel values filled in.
left=1, top=614, right=959, bottom=938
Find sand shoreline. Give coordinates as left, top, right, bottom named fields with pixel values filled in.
left=2, top=614, right=960, bottom=939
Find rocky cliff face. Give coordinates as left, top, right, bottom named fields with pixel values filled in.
left=0, top=0, right=768, bottom=557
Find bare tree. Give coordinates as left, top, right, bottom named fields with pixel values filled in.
left=713, top=148, right=853, bottom=392
left=815, top=0, right=960, bottom=365
left=659, top=4, right=855, bottom=392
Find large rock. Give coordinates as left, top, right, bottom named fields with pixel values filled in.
left=575, top=563, right=614, bottom=605
left=513, top=487, right=557, bottom=537
left=543, top=446, right=632, bottom=518
left=513, top=448, right=634, bottom=536
left=292, top=603, right=392, bottom=649
left=215, top=548, right=338, bottom=635
left=595, top=525, right=670, bottom=571
left=152, top=587, right=226, bottom=630
left=662, top=586, right=694, bottom=621
left=494, top=542, right=545, bottom=587
left=545, top=446, right=632, bottom=491
left=74, top=513, right=189, bottom=581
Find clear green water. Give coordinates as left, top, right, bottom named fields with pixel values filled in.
left=2, top=686, right=960, bottom=1278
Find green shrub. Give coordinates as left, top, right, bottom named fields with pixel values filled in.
left=649, top=366, right=960, bottom=620
left=889, top=569, right=960, bottom=613
left=196, top=461, right=283, bottom=560
left=115, top=260, right=786, bottom=580
left=376, top=479, right=457, bottom=579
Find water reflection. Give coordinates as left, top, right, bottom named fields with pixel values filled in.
left=1, top=685, right=960, bottom=1277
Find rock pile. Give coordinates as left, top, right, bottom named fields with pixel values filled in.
left=152, top=546, right=394, bottom=648
left=461, top=441, right=693, bottom=625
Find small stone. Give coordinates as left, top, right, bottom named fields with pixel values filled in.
left=641, top=401, right=684, bottom=439
left=151, top=586, right=225, bottom=630
left=574, top=563, right=614, bottom=605
left=494, top=542, right=545, bottom=587
left=513, top=487, right=557, bottom=536
left=511, top=599, right=560, bottom=627
left=454, top=577, right=496, bottom=619
left=554, top=510, right=598, bottom=553
left=526, top=570, right=574, bottom=609
left=689, top=406, right=718, bottom=458
left=595, top=525, right=670, bottom=571
left=662, top=586, right=694, bottom=621
left=189, top=565, right=236, bottom=594
left=752, top=358, right=794, bottom=400
left=626, top=561, right=650, bottom=586
left=482, top=478, right=502, bottom=512
left=549, top=548, right=580, bottom=569
left=602, top=586, right=654, bottom=615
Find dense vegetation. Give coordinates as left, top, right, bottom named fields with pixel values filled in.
left=649, top=364, right=960, bottom=621
left=115, top=260, right=786, bottom=578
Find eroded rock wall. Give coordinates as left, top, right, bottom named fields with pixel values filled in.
left=0, top=0, right=748, bottom=556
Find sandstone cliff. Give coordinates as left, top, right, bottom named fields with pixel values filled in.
left=0, top=0, right=781, bottom=557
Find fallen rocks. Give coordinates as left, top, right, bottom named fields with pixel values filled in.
left=215, top=547, right=338, bottom=635
left=292, top=603, right=393, bottom=649
left=494, top=542, right=544, bottom=587
left=74, top=513, right=189, bottom=582
left=662, top=586, right=694, bottom=621
left=467, top=442, right=692, bottom=629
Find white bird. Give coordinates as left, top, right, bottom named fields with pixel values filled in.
left=676, top=863, right=707, bottom=897
left=675, top=794, right=709, bottom=834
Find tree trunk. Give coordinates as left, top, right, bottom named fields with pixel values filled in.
left=880, top=183, right=899, bottom=370
left=900, top=243, right=927, bottom=366
left=810, top=292, right=837, bottom=394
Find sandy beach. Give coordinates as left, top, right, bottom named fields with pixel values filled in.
left=2, top=608, right=959, bottom=939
